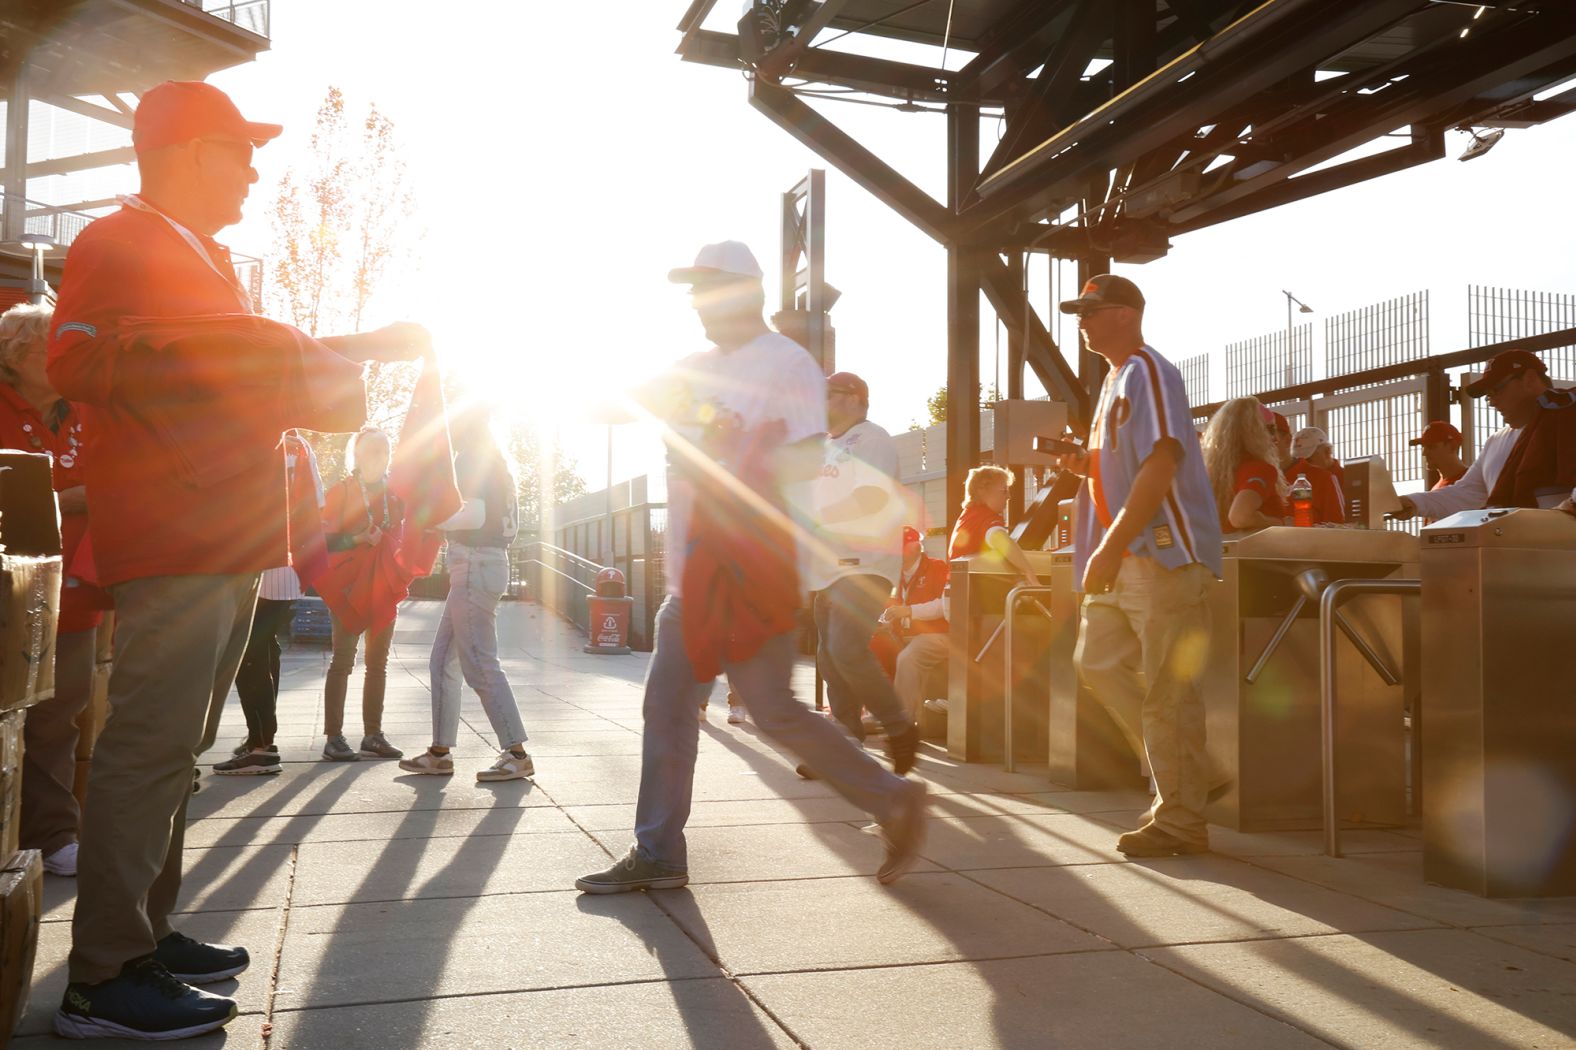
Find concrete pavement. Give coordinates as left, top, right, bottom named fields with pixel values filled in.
left=15, top=599, right=1576, bottom=1048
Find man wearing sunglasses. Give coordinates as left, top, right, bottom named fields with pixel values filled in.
left=47, top=81, right=430, bottom=1040
left=1395, top=349, right=1576, bottom=520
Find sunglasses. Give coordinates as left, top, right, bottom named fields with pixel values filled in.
left=1075, top=304, right=1127, bottom=317
left=201, top=137, right=255, bottom=166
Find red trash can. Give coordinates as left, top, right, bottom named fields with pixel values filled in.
left=585, top=567, right=633, bottom=655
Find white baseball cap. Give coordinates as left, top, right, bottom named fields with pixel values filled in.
left=668, top=240, right=764, bottom=284
left=1291, top=425, right=1331, bottom=460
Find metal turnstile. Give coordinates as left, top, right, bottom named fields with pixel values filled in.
left=1205, top=527, right=1418, bottom=831
left=1420, top=508, right=1576, bottom=897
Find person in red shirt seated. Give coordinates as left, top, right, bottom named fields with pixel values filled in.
left=0, top=303, right=109, bottom=881
left=872, top=526, right=950, bottom=720
left=948, top=465, right=1042, bottom=584
left=1202, top=397, right=1287, bottom=533
left=1287, top=426, right=1348, bottom=524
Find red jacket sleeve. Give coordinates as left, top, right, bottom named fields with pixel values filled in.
left=46, top=230, right=143, bottom=405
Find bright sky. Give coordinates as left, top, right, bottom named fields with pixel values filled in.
left=205, top=1, right=1576, bottom=490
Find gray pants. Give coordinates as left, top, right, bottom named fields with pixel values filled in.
left=1074, top=557, right=1212, bottom=843
left=634, top=596, right=908, bottom=870
left=69, top=573, right=258, bottom=984
left=430, top=543, right=527, bottom=750
left=813, top=574, right=912, bottom=741
left=20, top=628, right=95, bottom=856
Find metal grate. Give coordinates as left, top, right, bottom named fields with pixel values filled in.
left=1177, top=352, right=1210, bottom=407
left=1320, top=388, right=1426, bottom=486
left=1226, top=324, right=1313, bottom=397
left=1326, top=291, right=1428, bottom=379
left=1468, top=286, right=1576, bottom=370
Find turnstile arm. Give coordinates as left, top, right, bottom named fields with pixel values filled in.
left=1001, top=585, right=1057, bottom=774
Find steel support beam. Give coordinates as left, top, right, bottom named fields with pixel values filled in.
left=979, top=255, right=1088, bottom=425
left=946, top=102, right=980, bottom=529
left=0, top=146, right=138, bottom=186
left=684, top=29, right=963, bottom=104
left=3, top=60, right=30, bottom=242
left=38, top=92, right=136, bottom=130
left=749, top=79, right=952, bottom=243
left=953, top=0, right=1079, bottom=102
left=966, top=0, right=1422, bottom=231
left=757, top=0, right=852, bottom=82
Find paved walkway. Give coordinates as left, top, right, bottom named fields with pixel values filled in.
left=15, top=600, right=1576, bottom=1049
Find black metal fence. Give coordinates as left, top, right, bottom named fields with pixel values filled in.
left=1326, top=290, right=1429, bottom=380
left=1226, top=323, right=1314, bottom=397
left=1178, top=352, right=1210, bottom=408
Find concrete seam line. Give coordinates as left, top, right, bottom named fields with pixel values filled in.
left=260, top=842, right=300, bottom=1049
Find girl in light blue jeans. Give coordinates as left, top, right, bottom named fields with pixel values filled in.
left=399, top=405, right=531, bottom=782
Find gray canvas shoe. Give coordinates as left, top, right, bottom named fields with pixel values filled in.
left=359, top=733, right=404, bottom=759
left=322, top=735, right=359, bottom=762
left=575, top=846, right=689, bottom=894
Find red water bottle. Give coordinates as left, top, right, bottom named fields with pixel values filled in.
left=1290, top=473, right=1314, bottom=527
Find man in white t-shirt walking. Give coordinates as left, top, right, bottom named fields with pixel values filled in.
left=576, top=241, right=926, bottom=894
left=810, top=371, right=919, bottom=773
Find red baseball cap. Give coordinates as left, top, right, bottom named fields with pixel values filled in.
left=1464, top=349, right=1547, bottom=397
left=902, top=526, right=922, bottom=546
left=827, top=371, right=869, bottom=404
left=133, top=81, right=283, bottom=154
left=1409, top=421, right=1461, bottom=447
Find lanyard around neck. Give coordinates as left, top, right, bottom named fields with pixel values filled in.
left=118, top=194, right=253, bottom=312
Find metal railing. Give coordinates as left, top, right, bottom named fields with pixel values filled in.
left=182, top=0, right=271, bottom=37
left=1226, top=323, right=1314, bottom=397
left=516, top=541, right=602, bottom=641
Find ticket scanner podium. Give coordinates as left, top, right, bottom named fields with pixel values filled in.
left=1420, top=508, right=1576, bottom=897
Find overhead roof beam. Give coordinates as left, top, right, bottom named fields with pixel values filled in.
left=748, top=79, right=953, bottom=244
left=965, top=0, right=1423, bottom=233
left=979, top=257, right=1090, bottom=423
left=680, top=29, right=962, bottom=103
left=757, top=0, right=853, bottom=83
left=952, top=0, right=1079, bottom=100
left=0, top=146, right=137, bottom=183
left=38, top=93, right=135, bottom=130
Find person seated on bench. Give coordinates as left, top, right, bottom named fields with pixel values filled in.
left=875, top=526, right=950, bottom=721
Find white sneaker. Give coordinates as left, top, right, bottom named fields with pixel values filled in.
left=727, top=704, right=747, bottom=725
left=477, top=749, right=535, bottom=782
left=43, top=842, right=79, bottom=877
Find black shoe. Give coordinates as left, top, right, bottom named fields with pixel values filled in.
left=152, top=931, right=250, bottom=984
left=54, top=957, right=238, bottom=1040
left=1116, top=825, right=1209, bottom=858
left=795, top=764, right=819, bottom=780
left=212, top=749, right=282, bottom=776
left=322, top=735, right=360, bottom=761
left=888, top=723, right=921, bottom=777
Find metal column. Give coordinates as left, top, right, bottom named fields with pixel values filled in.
left=3, top=59, right=30, bottom=242
left=946, top=102, right=980, bottom=527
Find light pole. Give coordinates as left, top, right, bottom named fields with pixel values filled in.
left=4, top=232, right=55, bottom=304
left=1283, top=289, right=1313, bottom=390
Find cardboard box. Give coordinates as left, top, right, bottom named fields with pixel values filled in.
left=0, top=711, right=22, bottom=861
left=0, top=849, right=44, bottom=1042
left=0, top=555, right=61, bottom=715
left=1, top=450, right=65, bottom=717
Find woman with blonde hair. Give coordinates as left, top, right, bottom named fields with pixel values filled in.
left=1202, top=397, right=1288, bottom=532
left=320, top=426, right=405, bottom=761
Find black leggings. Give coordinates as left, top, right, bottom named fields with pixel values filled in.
left=234, top=598, right=296, bottom=746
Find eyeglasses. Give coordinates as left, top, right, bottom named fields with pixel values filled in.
left=1074, top=305, right=1126, bottom=317
left=1484, top=371, right=1522, bottom=398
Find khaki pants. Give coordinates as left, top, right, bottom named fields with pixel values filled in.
left=892, top=632, right=949, bottom=722
left=1074, top=558, right=1212, bottom=844
left=324, top=612, right=393, bottom=739
left=19, top=628, right=96, bottom=856
left=69, top=573, right=259, bottom=984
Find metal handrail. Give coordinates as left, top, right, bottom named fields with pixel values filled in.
left=1002, top=584, right=1056, bottom=773
left=525, top=540, right=607, bottom=574
left=518, top=559, right=594, bottom=593
left=1319, top=578, right=1419, bottom=858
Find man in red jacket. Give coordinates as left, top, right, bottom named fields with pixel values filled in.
left=45, top=81, right=427, bottom=1041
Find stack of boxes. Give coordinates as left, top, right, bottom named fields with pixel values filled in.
left=0, top=450, right=64, bottom=1038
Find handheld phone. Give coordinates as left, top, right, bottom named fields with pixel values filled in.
left=1034, top=436, right=1084, bottom=456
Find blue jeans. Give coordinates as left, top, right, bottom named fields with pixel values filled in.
left=634, top=596, right=909, bottom=870
left=430, top=543, right=527, bottom=750
left=814, top=574, right=912, bottom=741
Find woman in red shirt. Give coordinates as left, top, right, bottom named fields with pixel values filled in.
left=1202, top=398, right=1288, bottom=533
left=0, top=303, right=109, bottom=877
left=319, top=428, right=405, bottom=762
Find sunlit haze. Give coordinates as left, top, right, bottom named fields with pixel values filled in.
left=193, top=1, right=1576, bottom=492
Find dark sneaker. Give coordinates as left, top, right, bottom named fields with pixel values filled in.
left=795, top=764, right=819, bottom=780
left=54, top=957, right=238, bottom=1040
left=888, top=723, right=921, bottom=777
left=153, top=931, right=250, bottom=984
left=1116, top=824, right=1208, bottom=858
left=231, top=739, right=278, bottom=758
left=212, top=749, right=281, bottom=776
left=322, top=735, right=359, bottom=762
left=877, top=780, right=928, bottom=885
left=359, top=733, right=404, bottom=759
left=575, top=846, right=689, bottom=894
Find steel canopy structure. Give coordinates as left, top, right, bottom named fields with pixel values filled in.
left=675, top=0, right=1576, bottom=522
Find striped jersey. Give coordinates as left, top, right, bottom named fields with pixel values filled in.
left=1074, top=345, right=1222, bottom=583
